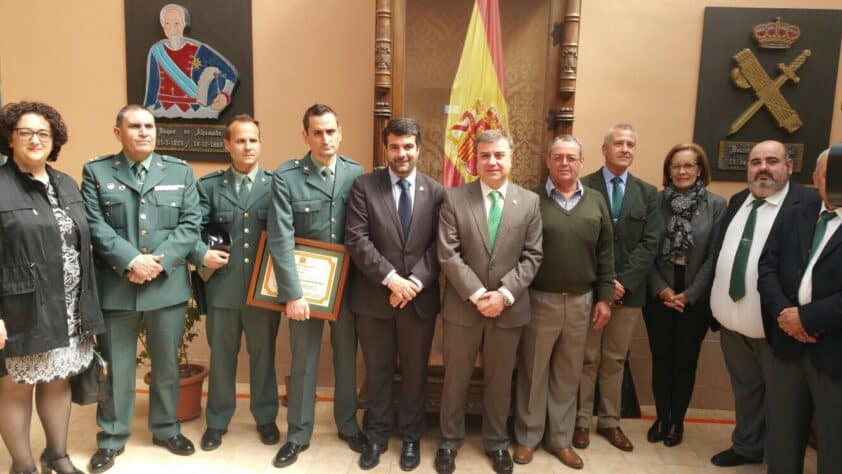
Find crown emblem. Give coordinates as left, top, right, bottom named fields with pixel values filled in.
left=753, top=17, right=800, bottom=49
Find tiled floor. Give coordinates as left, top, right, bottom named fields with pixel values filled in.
left=1, top=384, right=816, bottom=473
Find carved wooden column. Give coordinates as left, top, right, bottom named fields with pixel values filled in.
left=373, top=0, right=394, bottom=168
left=545, top=0, right=581, bottom=140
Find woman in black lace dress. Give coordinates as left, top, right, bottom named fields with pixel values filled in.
left=0, top=102, right=105, bottom=474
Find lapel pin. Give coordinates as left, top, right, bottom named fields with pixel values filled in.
left=107, top=183, right=115, bottom=190
left=118, top=185, right=126, bottom=191
left=223, top=179, right=229, bottom=185
left=513, top=199, right=518, bottom=205
left=419, top=185, right=425, bottom=191
left=114, top=160, right=121, bottom=166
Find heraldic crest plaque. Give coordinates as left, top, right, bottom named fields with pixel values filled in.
left=692, top=8, right=841, bottom=182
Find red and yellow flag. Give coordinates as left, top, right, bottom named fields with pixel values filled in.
left=441, top=0, right=509, bottom=188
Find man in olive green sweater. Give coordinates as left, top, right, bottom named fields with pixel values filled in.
left=512, top=135, right=614, bottom=470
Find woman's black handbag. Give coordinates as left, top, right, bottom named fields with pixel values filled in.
left=70, top=350, right=111, bottom=405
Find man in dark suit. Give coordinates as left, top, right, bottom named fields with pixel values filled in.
left=81, top=105, right=202, bottom=472
left=759, top=149, right=842, bottom=474
left=434, top=130, right=543, bottom=474
left=266, top=104, right=366, bottom=468
left=188, top=115, right=280, bottom=451
left=709, top=140, right=816, bottom=467
left=576, top=123, right=661, bottom=452
left=345, top=118, right=445, bottom=470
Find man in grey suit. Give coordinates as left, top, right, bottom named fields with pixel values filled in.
left=434, top=130, right=543, bottom=474
left=266, top=104, right=366, bottom=468
left=189, top=115, right=280, bottom=451
left=82, top=105, right=202, bottom=472
left=576, top=123, right=662, bottom=452
left=345, top=118, right=445, bottom=471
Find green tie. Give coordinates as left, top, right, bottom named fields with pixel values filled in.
left=808, top=210, right=837, bottom=259
left=239, top=176, right=251, bottom=207
left=321, top=167, right=334, bottom=190
left=488, top=190, right=502, bottom=248
left=610, top=176, right=624, bottom=222
left=729, top=199, right=766, bottom=301
left=133, top=162, right=146, bottom=186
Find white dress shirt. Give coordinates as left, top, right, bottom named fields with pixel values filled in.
left=798, top=204, right=842, bottom=305
left=711, top=183, right=789, bottom=338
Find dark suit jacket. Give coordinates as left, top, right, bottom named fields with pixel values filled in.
left=648, top=190, right=726, bottom=304
left=582, top=168, right=662, bottom=307
left=345, top=168, right=445, bottom=319
left=709, top=181, right=817, bottom=333
left=758, top=193, right=842, bottom=378
left=437, top=180, right=543, bottom=328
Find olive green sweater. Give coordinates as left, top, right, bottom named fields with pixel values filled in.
left=530, top=186, right=616, bottom=302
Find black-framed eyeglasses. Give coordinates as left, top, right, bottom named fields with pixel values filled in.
left=14, top=128, right=53, bottom=142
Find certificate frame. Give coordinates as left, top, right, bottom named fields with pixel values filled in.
left=246, top=231, right=350, bottom=321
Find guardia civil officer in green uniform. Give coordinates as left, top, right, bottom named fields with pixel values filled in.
left=188, top=115, right=281, bottom=451
left=268, top=104, right=367, bottom=468
left=81, top=105, right=201, bottom=473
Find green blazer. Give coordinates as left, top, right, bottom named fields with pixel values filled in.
left=266, top=153, right=363, bottom=302
left=81, top=152, right=201, bottom=311
left=189, top=166, right=274, bottom=309
left=582, top=168, right=662, bottom=307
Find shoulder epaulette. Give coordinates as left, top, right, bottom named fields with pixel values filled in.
left=161, top=155, right=189, bottom=166
left=199, top=169, right=225, bottom=182
left=88, top=154, right=115, bottom=163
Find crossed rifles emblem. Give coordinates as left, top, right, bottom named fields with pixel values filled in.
left=728, top=48, right=811, bottom=135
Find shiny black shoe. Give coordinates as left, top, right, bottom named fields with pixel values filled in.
left=273, top=442, right=309, bottom=468
left=201, top=428, right=227, bottom=451
left=399, top=441, right=421, bottom=471
left=257, top=423, right=281, bottom=445
left=646, top=419, right=666, bottom=443
left=40, top=452, right=83, bottom=474
left=358, top=442, right=388, bottom=470
left=152, top=434, right=195, bottom=456
left=663, top=423, right=684, bottom=447
left=434, top=448, right=456, bottom=474
left=88, top=447, right=124, bottom=474
left=486, top=449, right=514, bottom=474
left=338, top=431, right=368, bottom=454
left=710, top=448, right=762, bottom=467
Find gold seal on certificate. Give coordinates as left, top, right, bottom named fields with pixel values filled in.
left=247, top=232, right=350, bottom=321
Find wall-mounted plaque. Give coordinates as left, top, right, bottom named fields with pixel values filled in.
left=693, top=8, right=841, bottom=182
left=124, top=0, right=254, bottom=162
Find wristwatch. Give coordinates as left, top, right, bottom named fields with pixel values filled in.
left=501, top=292, right=514, bottom=307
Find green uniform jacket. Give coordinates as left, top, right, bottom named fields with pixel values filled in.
left=581, top=168, right=662, bottom=307
left=81, top=152, right=201, bottom=311
left=188, top=167, right=274, bottom=309
left=266, top=153, right=363, bottom=302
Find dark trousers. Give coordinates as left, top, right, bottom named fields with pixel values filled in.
left=767, top=353, right=842, bottom=474
left=356, top=312, right=436, bottom=444
left=642, top=265, right=709, bottom=425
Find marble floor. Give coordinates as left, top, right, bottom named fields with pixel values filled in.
left=1, top=384, right=816, bottom=473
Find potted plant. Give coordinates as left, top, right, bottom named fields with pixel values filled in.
left=137, top=298, right=209, bottom=422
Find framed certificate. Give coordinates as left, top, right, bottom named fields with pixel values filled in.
left=247, top=231, right=350, bottom=321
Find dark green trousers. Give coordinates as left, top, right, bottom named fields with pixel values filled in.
left=96, top=303, right=186, bottom=448
left=205, top=306, right=280, bottom=430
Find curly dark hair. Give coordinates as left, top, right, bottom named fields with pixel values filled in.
left=0, top=101, right=69, bottom=162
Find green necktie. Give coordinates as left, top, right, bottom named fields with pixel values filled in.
left=488, top=190, right=502, bottom=248
left=610, top=176, right=624, bottom=222
left=133, top=162, right=146, bottom=186
left=728, top=199, right=766, bottom=301
left=238, top=176, right=251, bottom=207
left=808, top=210, right=837, bottom=259
left=321, top=167, right=334, bottom=190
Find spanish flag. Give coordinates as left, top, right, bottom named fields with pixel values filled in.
left=441, top=0, right=509, bottom=188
